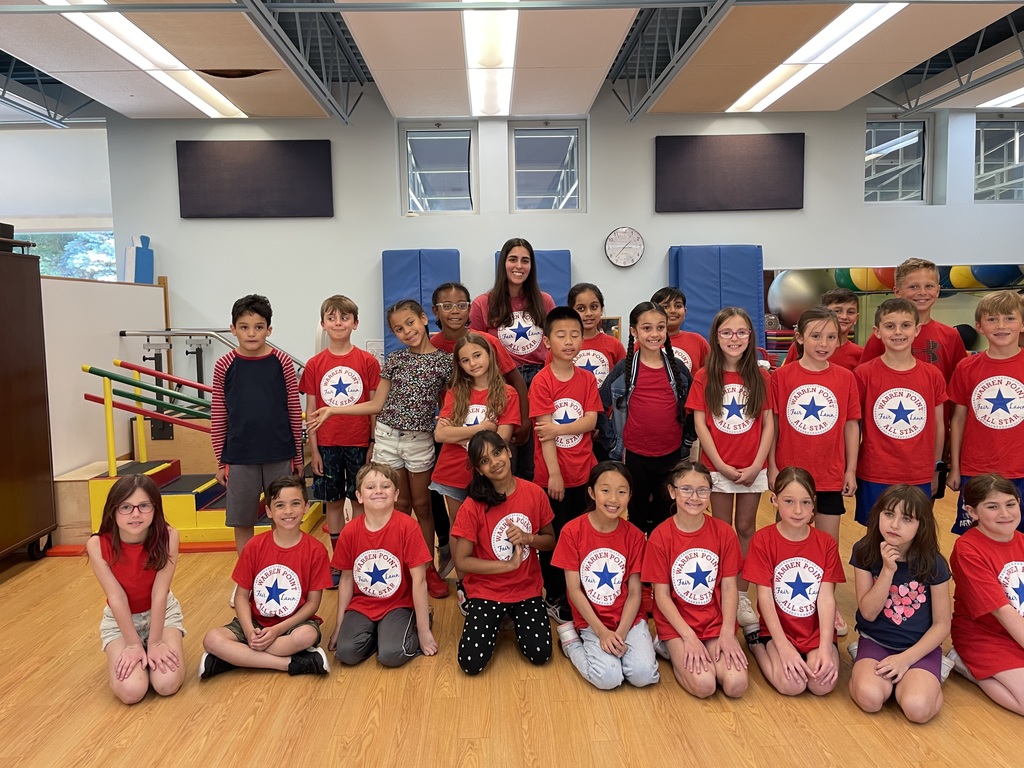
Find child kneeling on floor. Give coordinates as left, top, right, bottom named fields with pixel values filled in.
left=200, top=475, right=333, bottom=679
left=329, top=463, right=438, bottom=666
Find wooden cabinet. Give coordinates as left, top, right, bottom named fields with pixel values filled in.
left=0, top=251, right=57, bottom=558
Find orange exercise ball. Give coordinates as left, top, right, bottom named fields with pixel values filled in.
left=872, top=267, right=896, bottom=290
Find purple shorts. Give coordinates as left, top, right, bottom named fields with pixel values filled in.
left=855, top=634, right=942, bottom=680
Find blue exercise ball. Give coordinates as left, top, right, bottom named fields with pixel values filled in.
left=970, top=264, right=1023, bottom=289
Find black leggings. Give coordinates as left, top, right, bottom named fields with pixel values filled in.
left=457, top=596, right=552, bottom=675
left=624, top=449, right=679, bottom=536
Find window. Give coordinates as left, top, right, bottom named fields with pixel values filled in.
left=400, top=122, right=478, bottom=213
left=864, top=120, right=926, bottom=202
left=976, top=119, right=1024, bottom=201
left=510, top=121, right=586, bottom=211
left=22, top=231, right=116, bottom=281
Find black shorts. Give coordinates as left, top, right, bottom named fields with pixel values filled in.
left=815, top=490, right=846, bottom=516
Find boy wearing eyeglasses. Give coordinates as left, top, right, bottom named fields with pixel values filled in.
left=299, top=295, right=381, bottom=588
left=853, top=298, right=947, bottom=527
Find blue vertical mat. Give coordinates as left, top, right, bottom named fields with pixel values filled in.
left=493, top=249, right=572, bottom=306
left=382, top=249, right=461, bottom=356
left=669, top=245, right=765, bottom=349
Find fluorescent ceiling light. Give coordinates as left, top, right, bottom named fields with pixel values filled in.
left=463, top=0, right=518, bottom=117
left=729, top=3, right=907, bottom=113
left=41, top=0, right=245, bottom=118
left=978, top=85, right=1024, bottom=109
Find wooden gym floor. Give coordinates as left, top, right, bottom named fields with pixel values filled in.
left=0, top=493, right=1018, bottom=768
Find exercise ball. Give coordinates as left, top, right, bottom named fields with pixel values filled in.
left=949, top=265, right=985, bottom=290
left=767, top=269, right=838, bottom=328
left=834, top=268, right=856, bottom=291
left=955, top=323, right=979, bottom=351
left=849, top=268, right=886, bottom=292
left=873, top=267, right=896, bottom=290
left=970, top=264, right=1023, bottom=288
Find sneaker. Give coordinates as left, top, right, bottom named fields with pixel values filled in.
left=456, top=580, right=469, bottom=616
left=229, top=584, right=237, bottom=608
left=556, top=621, right=580, bottom=652
left=288, top=647, right=330, bottom=676
left=198, top=651, right=236, bottom=681
left=946, top=647, right=976, bottom=683
left=436, top=544, right=454, bottom=579
left=940, top=651, right=955, bottom=683
left=426, top=564, right=450, bottom=599
left=327, top=569, right=341, bottom=591
left=736, top=592, right=758, bottom=628
left=847, top=640, right=858, bottom=661
left=641, top=585, right=654, bottom=618
left=545, top=597, right=573, bottom=625
left=499, top=613, right=515, bottom=633
left=651, top=634, right=671, bottom=660
left=743, top=626, right=762, bottom=647
left=834, top=611, right=849, bottom=637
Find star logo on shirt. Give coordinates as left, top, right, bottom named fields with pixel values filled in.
left=713, top=383, right=755, bottom=435
left=873, top=387, right=927, bottom=440
left=579, top=359, right=600, bottom=375
left=800, top=396, right=825, bottom=421
left=723, top=396, right=745, bottom=421
left=332, top=378, right=352, bottom=398
left=786, top=572, right=812, bottom=600
left=554, top=410, right=577, bottom=426
left=985, top=388, right=1014, bottom=415
left=887, top=400, right=914, bottom=424
left=551, top=397, right=586, bottom=449
left=773, top=557, right=824, bottom=619
left=1013, top=578, right=1024, bottom=607
left=252, top=564, right=303, bottom=619
left=264, top=578, right=286, bottom=605
left=593, top=563, right=619, bottom=590
left=671, top=548, right=719, bottom=606
left=353, top=548, right=402, bottom=599
left=786, top=384, right=839, bottom=436
left=971, top=376, right=1024, bottom=430
left=320, top=364, right=363, bottom=408
left=366, top=563, right=389, bottom=586
left=510, top=321, right=532, bottom=341
left=687, top=562, right=712, bottom=589
left=580, top=547, right=627, bottom=606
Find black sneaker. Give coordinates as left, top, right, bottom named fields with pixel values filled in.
left=198, top=651, right=236, bottom=681
left=545, top=598, right=573, bottom=625
left=327, top=569, right=341, bottom=590
left=288, top=647, right=330, bottom=676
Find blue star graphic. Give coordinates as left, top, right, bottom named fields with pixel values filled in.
left=887, top=400, right=914, bottom=424
left=264, top=578, right=286, bottom=605
left=723, top=396, right=745, bottom=420
left=554, top=410, right=577, bottom=425
left=786, top=572, right=813, bottom=600
left=1013, top=578, right=1024, bottom=607
left=593, top=563, right=618, bottom=590
left=687, top=562, right=712, bottom=589
left=579, top=359, right=600, bottom=375
left=985, top=388, right=1015, bottom=415
left=510, top=321, right=532, bottom=341
left=467, top=415, right=481, bottom=426
left=331, top=378, right=351, bottom=398
left=366, top=563, right=389, bottom=586
left=800, top=396, right=825, bottom=421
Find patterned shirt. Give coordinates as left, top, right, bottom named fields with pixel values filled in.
left=378, top=349, right=452, bottom=432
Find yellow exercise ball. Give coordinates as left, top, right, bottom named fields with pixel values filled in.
left=849, top=268, right=886, bottom=292
left=948, top=265, right=985, bottom=290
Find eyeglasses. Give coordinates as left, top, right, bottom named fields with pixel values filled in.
left=672, top=485, right=711, bottom=499
left=436, top=301, right=470, bottom=312
left=717, top=329, right=751, bottom=340
left=117, top=502, right=155, bottom=516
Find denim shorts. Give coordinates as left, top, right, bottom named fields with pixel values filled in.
left=313, top=445, right=368, bottom=502
left=99, top=592, right=186, bottom=650
left=373, top=422, right=435, bottom=473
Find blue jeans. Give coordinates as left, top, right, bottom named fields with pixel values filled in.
left=563, top=621, right=660, bottom=690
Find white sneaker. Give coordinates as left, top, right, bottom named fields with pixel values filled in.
left=229, top=584, right=237, bottom=608
left=737, top=592, right=758, bottom=628
left=946, top=647, right=976, bottom=683
left=651, top=634, right=671, bottom=660
left=834, top=611, right=849, bottom=637
left=556, top=621, right=580, bottom=653
left=940, top=653, right=956, bottom=683
left=847, top=640, right=858, bottom=660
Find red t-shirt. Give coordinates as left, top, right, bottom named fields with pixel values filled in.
left=100, top=533, right=158, bottom=614
left=669, top=330, right=711, bottom=374
left=232, top=531, right=333, bottom=628
left=862, top=319, right=967, bottom=384
left=641, top=515, right=743, bottom=641
left=769, top=362, right=861, bottom=491
left=432, top=385, right=521, bottom=488
left=452, top=480, right=554, bottom=603
left=622, top=361, right=684, bottom=457
left=546, top=332, right=626, bottom=387
left=551, top=514, right=646, bottom=632
left=469, top=291, right=557, bottom=367
left=948, top=351, right=1024, bottom=477
left=299, top=347, right=381, bottom=447
left=742, top=524, right=846, bottom=653
left=854, top=357, right=947, bottom=485
left=686, top=368, right=771, bottom=472
left=331, top=511, right=432, bottom=622
left=784, top=340, right=863, bottom=372
left=430, top=330, right=517, bottom=376
left=950, top=526, right=1024, bottom=679
left=529, top=366, right=602, bottom=489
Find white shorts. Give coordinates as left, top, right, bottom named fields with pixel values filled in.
left=99, top=592, right=186, bottom=650
left=711, top=469, right=769, bottom=495
left=373, top=422, right=435, bottom=474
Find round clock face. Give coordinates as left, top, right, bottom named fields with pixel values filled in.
left=605, top=227, right=644, bottom=267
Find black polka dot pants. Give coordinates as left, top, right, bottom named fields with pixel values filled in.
left=457, top=596, right=552, bottom=675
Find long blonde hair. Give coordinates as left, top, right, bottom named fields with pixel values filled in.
left=449, top=333, right=508, bottom=425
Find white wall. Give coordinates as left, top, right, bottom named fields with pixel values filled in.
left=105, top=86, right=1023, bottom=371
left=1, top=126, right=113, bottom=231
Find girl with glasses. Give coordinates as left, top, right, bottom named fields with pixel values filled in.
left=86, top=474, right=185, bottom=704
left=641, top=460, right=748, bottom=699
left=686, top=307, right=772, bottom=634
